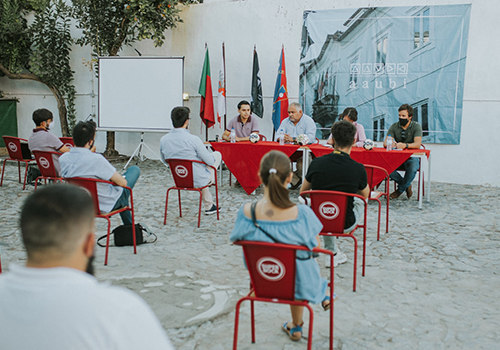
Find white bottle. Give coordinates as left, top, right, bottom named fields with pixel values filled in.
left=386, top=135, right=393, bottom=151
left=230, top=128, right=236, bottom=143
left=279, top=129, right=285, bottom=145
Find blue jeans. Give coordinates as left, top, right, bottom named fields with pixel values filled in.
left=323, top=197, right=364, bottom=253
left=390, top=157, right=419, bottom=193
left=112, top=166, right=140, bottom=225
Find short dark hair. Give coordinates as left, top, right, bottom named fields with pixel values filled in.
left=72, top=121, right=96, bottom=147
left=20, top=184, right=95, bottom=261
left=398, top=104, right=413, bottom=118
left=341, top=107, right=358, bottom=122
left=237, top=100, right=251, bottom=110
left=331, top=120, right=356, bottom=149
left=171, top=106, right=190, bottom=128
left=33, top=109, right=53, bottom=126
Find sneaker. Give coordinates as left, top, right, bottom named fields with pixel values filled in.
left=325, top=250, right=348, bottom=268
left=204, top=204, right=220, bottom=215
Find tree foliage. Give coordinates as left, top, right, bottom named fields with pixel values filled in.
left=0, top=0, right=77, bottom=135
left=72, top=0, right=201, bottom=156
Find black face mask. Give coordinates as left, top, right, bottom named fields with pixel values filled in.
left=399, top=118, right=409, bottom=127
left=86, top=254, right=95, bottom=276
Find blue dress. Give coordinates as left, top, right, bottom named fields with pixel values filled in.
left=230, top=204, right=328, bottom=304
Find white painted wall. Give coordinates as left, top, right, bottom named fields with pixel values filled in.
left=1, top=0, right=499, bottom=186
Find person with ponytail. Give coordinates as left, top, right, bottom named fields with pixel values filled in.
left=230, top=150, right=331, bottom=342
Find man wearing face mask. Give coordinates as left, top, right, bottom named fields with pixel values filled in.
left=0, top=184, right=175, bottom=350
left=160, top=106, right=222, bottom=215
left=28, top=108, right=71, bottom=175
left=60, top=121, right=141, bottom=225
left=383, top=104, right=422, bottom=199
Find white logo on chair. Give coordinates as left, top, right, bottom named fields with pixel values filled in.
left=175, top=165, right=188, bottom=178
left=319, top=201, right=340, bottom=220
left=8, top=142, right=17, bottom=153
left=257, top=257, right=285, bottom=281
left=39, top=157, right=50, bottom=169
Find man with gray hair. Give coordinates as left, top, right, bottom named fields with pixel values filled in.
left=0, top=184, right=175, bottom=350
left=276, top=102, right=317, bottom=189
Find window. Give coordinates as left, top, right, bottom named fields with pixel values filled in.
left=372, top=115, right=385, bottom=141
left=376, top=37, right=387, bottom=66
left=414, top=8, right=430, bottom=49
left=413, top=102, right=429, bottom=137
left=349, top=56, right=359, bottom=89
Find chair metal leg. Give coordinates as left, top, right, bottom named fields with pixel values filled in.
left=250, top=300, right=255, bottom=343
left=232, top=298, right=245, bottom=350
left=0, top=159, right=7, bottom=186
left=215, top=183, right=219, bottom=221
left=306, top=304, right=314, bottom=350
left=351, top=235, right=358, bottom=292
left=18, top=161, right=21, bottom=183
left=22, top=162, right=29, bottom=190
left=164, top=189, right=171, bottom=225
left=131, top=209, right=137, bottom=254
left=178, top=190, right=182, bottom=217
left=104, top=217, right=112, bottom=266
left=197, top=190, right=202, bottom=227
left=376, top=198, right=381, bottom=241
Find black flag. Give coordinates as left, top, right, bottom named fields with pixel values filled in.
left=251, top=48, right=264, bottom=118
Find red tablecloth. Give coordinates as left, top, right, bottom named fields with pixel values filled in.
left=210, top=141, right=300, bottom=194
left=307, top=144, right=430, bottom=186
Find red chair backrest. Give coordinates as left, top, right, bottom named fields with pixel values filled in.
left=3, top=136, right=26, bottom=160
left=302, top=190, right=349, bottom=234
left=59, top=137, right=74, bottom=148
left=166, top=159, right=197, bottom=188
left=65, top=177, right=101, bottom=215
left=235, top=241, right=297, bottom=301
left=258, top=134, right=267, bottom=141
left=364, top=165, right=389, bottom=190
left=33, top=150, right=60, bottom=178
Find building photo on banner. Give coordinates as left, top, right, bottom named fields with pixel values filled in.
left=300, top=5, right=471, bottom=144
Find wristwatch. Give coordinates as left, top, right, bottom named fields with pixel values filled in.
left=405, top=143, right=409, bottom=149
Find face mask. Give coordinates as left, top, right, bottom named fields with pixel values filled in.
left=399, top=118, right=409, bottom=127
left=45, top=121, right=52, bottom=130
left=85, top=254, right=95, bottom=276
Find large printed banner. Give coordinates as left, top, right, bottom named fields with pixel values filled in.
left=299, top=5, right=471, bottom=144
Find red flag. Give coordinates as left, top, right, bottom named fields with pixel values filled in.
left=199, top=48, right=215, bottom=128
left=272, top=47, right=288, bottom=131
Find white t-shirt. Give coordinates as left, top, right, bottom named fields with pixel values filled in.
left=0, top=265, right=175, bottom=350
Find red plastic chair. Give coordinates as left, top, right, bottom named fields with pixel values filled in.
left=232, top=241, right=335, bottom=350
left=59, top=137, right=74, bottom=148
left=32, top=150, right=64, bottom=190
left=164, top=159, right=219, bottom=227
left=301, top=190, right=367, bottom=292
left=1, top=136, right=36, bottom=190
left=258, top=134, right=267, bottom=141
left=65, top=177, right=136, bottom=266
left=364, top=165, right=390, bottom=240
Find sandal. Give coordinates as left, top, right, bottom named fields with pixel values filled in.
left=322, top=293, right=338, bottom=311
left=282, top=321, right=303, bottom=341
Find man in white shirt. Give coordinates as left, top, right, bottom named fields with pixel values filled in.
left=0, top=184, right=175, bottom=350
left=160, top=106, right=222, bottom=215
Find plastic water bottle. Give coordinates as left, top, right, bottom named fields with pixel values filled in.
left=278, top=129, right=285, bottom=145
left=230, top=128, right=236, bottom=143
left=386, top=135, right=393, bottom=151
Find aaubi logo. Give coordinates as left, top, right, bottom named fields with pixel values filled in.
left=8, top=142, right=17, bottom=153
left=175, top=165, right=188, bottom=178
left=257, top=257, right=285, bottom=281
left=319, top=201, right=340, bottom=220
left=39, top=157, right=50, bottom=169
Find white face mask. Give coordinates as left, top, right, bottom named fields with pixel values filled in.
left=45, top=121, right=53, bottom=130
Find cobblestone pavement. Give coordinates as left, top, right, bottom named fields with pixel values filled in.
left=1, top=158, right=499, bottom=349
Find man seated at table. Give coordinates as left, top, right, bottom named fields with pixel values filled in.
left=276, top=102, right=317, bottom=189
left=60, top=121, right=141, bottom=225
left=300, top=120, right=369, bottom=268
left=0, top=184, right=175, bottom=349
left=222, top=100, right=259, bottom=142
left=28, top=108, right=71, bottom=175
left=160, top=106, right=222, bottom=215
left=383, top=103, right=422, bottom=200
left=327, top=107, right=366, bottom=147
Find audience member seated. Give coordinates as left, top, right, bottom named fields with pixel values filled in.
left=301, top=120, right=370, bottom=268
left=0, top=184, right=174, bottom=349
left=230, top=150, right=331, bottom=342
left=327, top=107, right=366, bottom=147
left=28, top=108, right=70, bottom=175
left=60, top=121, right=140, bottom=225
left=160, top=106, right=222, bottom=215
left=222, top=100, right=259, bottom=142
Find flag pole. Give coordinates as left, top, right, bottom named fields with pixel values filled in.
left=223, top=42, right=227, bottom=130
left=205, top=42, right=209, bottom=141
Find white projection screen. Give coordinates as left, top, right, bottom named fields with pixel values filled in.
left=98, top=57, right=184, bottom=132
